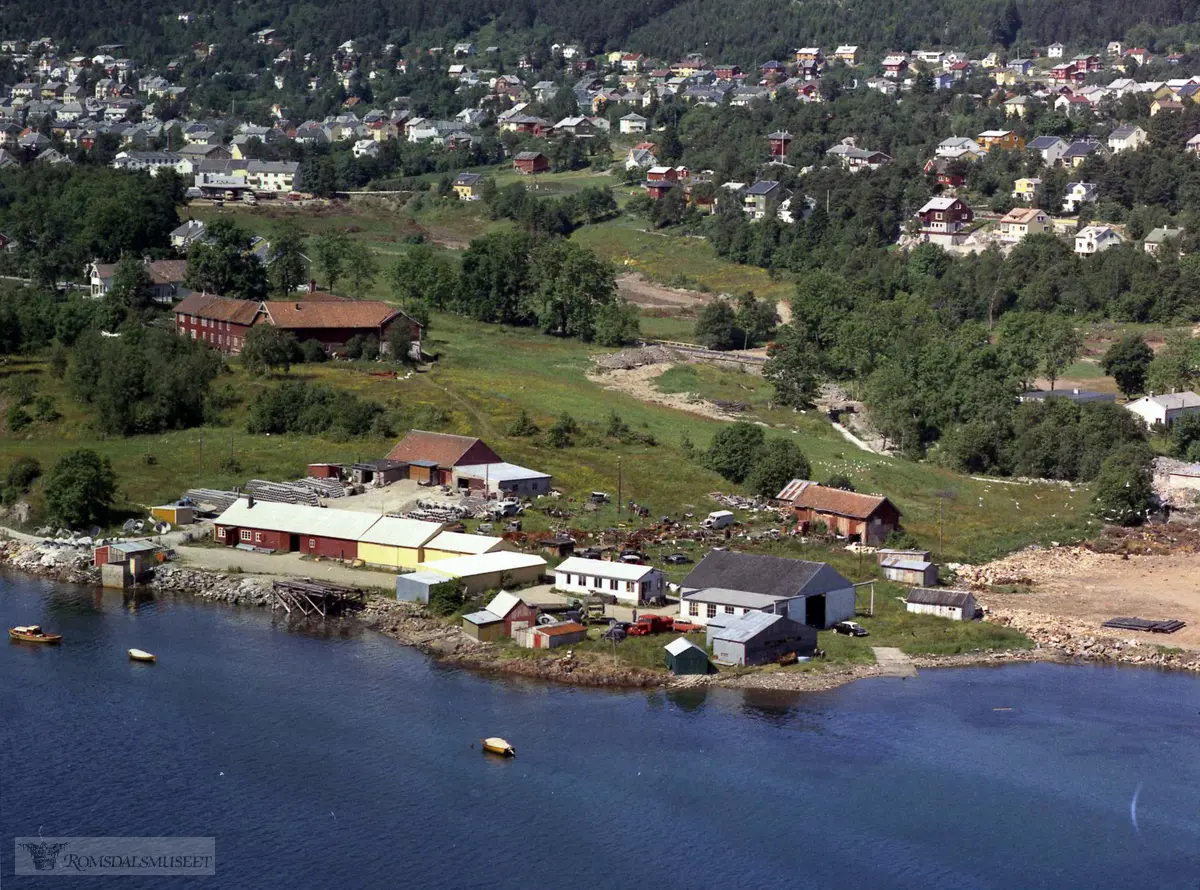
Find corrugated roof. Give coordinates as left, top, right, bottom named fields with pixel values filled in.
left=555, top=557, right=657, bottom=581
left=711, top=611, right=790, bottom=643
left=215, top=499, right=381, bottom=540
left=386, top=430, right=501, bottom=467
left=665, top=636, right=704, bottom=656
left=536, top=621, right=586, bottom=637
left=485, top=591, right=524, bottom=617
left=682, top=552, right=850, bottom=598
left=462, top=609, right=502, bottom=625
left=428, top=531, right=505, bottom=555
left=422, top=551, right=547, bottom=578
left=907, top=587, right=974, bottom=608
left=454, top=462, right=551, bottom=482
left=357, top=516, right=444, bottom=548
left=681, top=587, right=785, bottom=609
left=785, top=484, right=895, bottom=520
left=881, top=556, right=932, bottom=571
left=260, top=299, right=402, bottom=330
left=174, top=292, right=262, bottom=325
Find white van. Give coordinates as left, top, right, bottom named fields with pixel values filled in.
left=702, top=510, right=734, bottom=530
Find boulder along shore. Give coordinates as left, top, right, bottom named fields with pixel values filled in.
left=3, top=537, right=1199, bottom=691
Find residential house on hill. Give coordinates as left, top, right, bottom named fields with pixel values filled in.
left=977, top=129, right=1025, bottom=152
left=1075, top=224, right=1123, bottom=255
left=1144, top=227, right=1184, bottom=255
left=1012, top=177, right=1042, bottom=203
left=452, top=172, right=484, bottom=201
left=1062, top=181, right=1098, bottom=213
left=915, top=196, right=973, bottom=245
left=513, top=151, right=548, bottom=174
left=1126, top=392, right=1200, bottom=427
left=1028, top=135, right=1069, bottom=166
left=827, top=142, right=891, bottom=172
left=935, top=137, right=986, bottom=161
left=924, top=157, right=965, bottom=188
left=1108, top=124, right=1148, bottom=153
left=89, top=259, right=190, bottom=304
left=998, top=207, right=1051, bottom=243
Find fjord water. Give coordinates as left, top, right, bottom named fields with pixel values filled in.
left=1, top=573, right=1198, bottom=889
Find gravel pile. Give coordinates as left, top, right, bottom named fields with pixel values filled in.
left=594, top=345, right=681, bottom=371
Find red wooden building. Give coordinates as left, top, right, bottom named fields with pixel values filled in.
left=775, top=480, right=902, bottom=546
left=513, top=151, right=548, bottom=174
left=767, top=130, right=793, bottom=159
left=175, top=293, right=262, bottom=354
left=385, top=430, right=502, bottom=485
left=213, top=497, right=380, bottom=558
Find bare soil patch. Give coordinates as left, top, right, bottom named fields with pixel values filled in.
left=587, top=362, right=740, bottom=421
left=617, top=272, right=714, bottom=310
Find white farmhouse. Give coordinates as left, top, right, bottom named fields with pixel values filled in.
left=1125, top=392, right=1200, bottom=427
left=553, top=557, right=665, bottom=604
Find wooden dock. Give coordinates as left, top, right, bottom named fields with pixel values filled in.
left=271, top=579, right=366, bottom=619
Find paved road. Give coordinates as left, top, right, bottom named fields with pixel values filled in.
left=871, top=647, right=919, bottom=678
left=175, top=545, right=398, bottom=591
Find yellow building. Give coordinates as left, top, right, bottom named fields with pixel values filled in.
left=1012, top=177, right=1042, bottom=203
left=357, top=517, right=445, bottom=570
left=452, top=172, right=484, bottom=201
left=977, top=129, right=1025, bottom=151
left=421, top=531, right=517, bottom=563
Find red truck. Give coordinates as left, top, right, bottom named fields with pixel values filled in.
left=626, top=614, right=675, bottom=636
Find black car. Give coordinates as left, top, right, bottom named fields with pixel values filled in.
left=833, top=621, right=870, bottom=637
left=663, top=553, right=693, bottom=565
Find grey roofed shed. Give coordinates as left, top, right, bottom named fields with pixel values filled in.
left=710, top=612, right=817, bottom=666
left=395, top=570, right=453, bottom=603
left=906, top=588, right=974, bottom=608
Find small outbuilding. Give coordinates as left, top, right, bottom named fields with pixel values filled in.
left=452, top=462, right=552, bottom=497
left=516, top=621, right=587, bottom=649
left=461, top=609, right=505, bottom=642
left=395, top=570, right=457, bottom=604
left=711, top=612, right=817, bottom=666
left=150, top=504, right=194, bottom=525
left=905, top=587, right=977, bottom=621
left=420, top=551, right=547, bottom=594
left=665, top=636, right=710, bottom=675
left=350, top=459, right=407, bottom=486
left=880, top=556, right=938, bottom=587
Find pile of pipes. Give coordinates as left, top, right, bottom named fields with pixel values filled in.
left=183, top=489, right=239, bottom=513
left=245, top=479, right=321, bottom=507
left=297, top=477, right=347, bottom=499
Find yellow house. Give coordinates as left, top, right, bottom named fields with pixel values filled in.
left=995, top=70, right=1018, bottom=87
left=1012, top=177, right=1042, bottom=203
left=998, top=207, right=1051, bottom=243
left=606, top=50, right=624, bottom=65
left=452, top=172, right=484, bottom=201
left=977, top=129, right=1025, bottom=151
left=357, top=517, right=445, bottom=570
left=1151, top=98, right=1185, bottom=116
left=421, top=531, right=518, bottom=563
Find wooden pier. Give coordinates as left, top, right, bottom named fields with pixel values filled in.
left=271, top=579, right=366, bottom=619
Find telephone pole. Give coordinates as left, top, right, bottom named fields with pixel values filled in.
left=617, top=457, right=622, bottom=514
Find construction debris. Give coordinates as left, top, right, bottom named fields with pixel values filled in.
left=594, top=345, right=681, bottom=371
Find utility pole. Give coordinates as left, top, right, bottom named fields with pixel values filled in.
left=617, top=457, right=622, bottom=514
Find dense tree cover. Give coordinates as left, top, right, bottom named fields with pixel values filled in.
left=449, top=231, right=638, bottom=343
left=42, top=449, right=116, bottom=528
left=68, top=327, right=223, bottom=435
left=1092, top=444, right=1157, bottom=525
left=0, top=166, right=180, bottom=284
left=0, top=286, right=99, bottom=356
left=241, top=326, right=303, bottom=376
left=246, top=379, right=386, bottom=438
left=693, top=293, right=776, bottom=351
left=185, top=219, right=269, bottom=300
left=703, top=421, right=810, bottom=493
left=485, top=183, right=618, bottom=239
left=1101, top=335, right=1154, bottom=398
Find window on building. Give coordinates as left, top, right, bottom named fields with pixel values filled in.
left=689, top=601, right=699, bottom=617
left=592, top=577, right=600, bottom=588
left=254, top=532, right=262, bottom=543
left=706, top=603, right=717, bottom=618
left=239, top=529, right=251, bottom=542
left=609, top=578, right=617, bottom=591
left=309, top=538, right=316, bottom=549
left=724, top=606, right=734, bottom=614
left=216, top=527, right=225, bottom=538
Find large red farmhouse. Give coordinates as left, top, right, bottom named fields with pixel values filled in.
left=775, top=480, right=902, bottom=546
left=385, top=430, right=501, bottom=485
left=174, top=292, right=422, bottom=356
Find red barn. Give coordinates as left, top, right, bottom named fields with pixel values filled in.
left=175, top=293, right=261, bottom=354
left=385, top=430, right=502, bottom=485
left=513, top=151, right=548, bottom=174
left=775, top=480, right=902, bottom=546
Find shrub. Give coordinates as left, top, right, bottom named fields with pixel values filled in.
left=6, top=404, right=31, bottom=431
left=507, top=410, right=540, bottom=437
left=825, top=473, right=855, bottom=491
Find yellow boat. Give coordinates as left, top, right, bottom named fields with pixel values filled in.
left=10, top=625, right=62, bottom=644
left=128, top=649, right=156, bottom=663
left=481, top=737, right=515, bottom=757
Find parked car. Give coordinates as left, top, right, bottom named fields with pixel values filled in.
left=671, top=619, right=703, bottom=633
left=833, top=621, right=870, bottom=637
left=627, top=615, right=674, bottom=636
left=620, top=550, right=645, bottom=563
left=601, top=625, right=627, bottom=643
left=663, top=553, right=692, bottom=565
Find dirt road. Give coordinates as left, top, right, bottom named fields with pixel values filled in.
left=176, top=546, right=398, bottom=591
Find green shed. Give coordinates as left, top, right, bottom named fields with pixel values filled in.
left=462, top=610, right=504, bottom=643
left=665, top=636, right=710, bottom=675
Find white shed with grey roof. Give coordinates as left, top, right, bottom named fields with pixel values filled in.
left=905, top=588, right=977, bottom=621
left=710, top=612, right=817, bottom=666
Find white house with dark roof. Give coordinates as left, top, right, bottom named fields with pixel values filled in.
left=1108, top=124, right=1148, bottom=153
left=906, top=588, right=976, bottom=621
left=1126, top=392, right=1200, bottom=427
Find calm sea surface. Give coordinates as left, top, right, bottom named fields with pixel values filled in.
left=1, top=572, right=1198, bottom=889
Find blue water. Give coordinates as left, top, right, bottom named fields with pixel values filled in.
left=1, top=571, right=1198, bottom=888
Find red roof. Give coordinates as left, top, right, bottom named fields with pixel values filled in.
left=536, top=622, right=587, bottom=637
left=174, top=292, right=262, bottom=325
left=259, top=300, right=402, bottom=330
left=385, top=431, right=502, bottom=467
left=779, top=482, right=898, bottom=520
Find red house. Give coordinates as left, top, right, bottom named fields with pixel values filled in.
left=212, top=497, right=381, bottom=558
left=767, top=130, right=793, bottom=159
left=385, top=430, right=502, bottom=485
left=174, top=293, right=261, bottom=354
left=923, top=157, right=965, bottom=188
left=513, top=151, right=548, bottom=174
left=713, top=65, right=742, bottom=80
left=644, top=180, right=676, bottom=200
left=775, top=480, right=902, bottom=546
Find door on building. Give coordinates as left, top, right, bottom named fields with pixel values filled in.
left=806, top=594, right=826, bottom=629
left=289, top=534, right=300, bottom=552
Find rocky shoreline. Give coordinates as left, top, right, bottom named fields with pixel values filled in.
left=3, top=536, right=1199, bottom=691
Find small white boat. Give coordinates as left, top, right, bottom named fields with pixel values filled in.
left=481, top=737, right=515, bottom=757
left=128, top=648, right=156, bottom=663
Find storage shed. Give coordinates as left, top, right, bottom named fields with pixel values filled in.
left=665, top=636, right=710, bottom=675
left=150, top=504, right=194, bottom=525
left=395, top=570, right=456, bottom=604
left=94, top=539, right=162, bottom=567
left=452, top=462, right=553, bottom=497
left=461, top=610, right=505, bottom=642
left=420, top=551, right=547, bottom=594
left=880, top=556, right=938, bottom=587
left=482, top=591, right=538, bottom=636
left=350, top=459, right=407, bottom=486
left=711, top=612, right=817, bottom=666
left=307, top=463, right=343, bottom=479
left=385, top=430, right=503, bottom=485
left=356, top=516, right=445, bottom=569
left=906, top=588, right=977, bottom=621
left=527, top=621, right=587, bottom=649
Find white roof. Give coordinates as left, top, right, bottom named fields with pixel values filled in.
left=453, top=462, right=551, bottom=482
left=918, top=197, right=960, bottom=212
left=665, top=636, right=704, bottom=656
left=556, top=557, right=657, bottom=581
left=215, top=499, right=380, bottom=540
left=1134, top=391, right=1200, bottom=409
left=427, top=531, right=505, bottom=555
left=978, top=129, right=1012, bottom=137
left=357, top=516, right=445, bottom=548
left=422, top=551, right=547, bottom=578
left=485, top=591, right=525, bottom=618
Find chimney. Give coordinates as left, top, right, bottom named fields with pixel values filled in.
left=247, top=493, right=255, bottom=509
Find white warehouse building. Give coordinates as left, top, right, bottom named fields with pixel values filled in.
left=553, top=557, right=665, bottom=604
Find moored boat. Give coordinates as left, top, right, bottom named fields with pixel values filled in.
left=128, top=648, right=156, bottom=663
left=10, top=625, right=62, bottom=644
left=481, top=737, right=515, bottom=757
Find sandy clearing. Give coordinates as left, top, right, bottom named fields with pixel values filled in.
left=586, top=362, right=740, bottom=421
left=617, top=272, right=713, bottom=310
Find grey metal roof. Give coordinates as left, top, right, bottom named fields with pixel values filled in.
left=462, top=610, right=502, bottom=625
left=682, top=587, right=785, bottom=609
left=711, top=611, right=790, bottom=643
left=881, top=557, right=932, bottom=571
left=907, top=588, right=974, bottom=608
left=745, top=180, right=780, bottom=196
left=665, top=636, right=705, bottom=656
left=1028, top=135, right=1065, bottom=150
left=682, top=552, right=850, bottom=598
